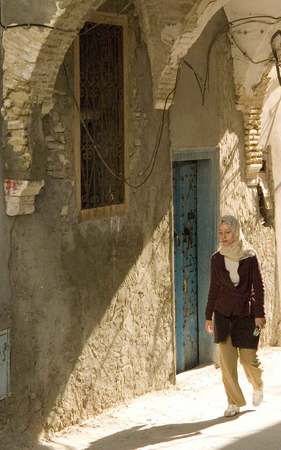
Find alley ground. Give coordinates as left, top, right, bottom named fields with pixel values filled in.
left=38, top=346, right=281, bottom=450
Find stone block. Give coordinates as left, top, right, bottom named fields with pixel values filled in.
left=5, top=195, right=36, bottom=216
left=13, top=146, right=28, bottom=155
left=47, top=142, right=65, bottom=150
left=4, top=179, right=45, bottom=216
left=5, top=179, right=44, bottom=196
left=7, top=120, right=26, bottom=130
left=45, top=135, right=56, bottom=142
left=54, top=124, right=65, bottom=133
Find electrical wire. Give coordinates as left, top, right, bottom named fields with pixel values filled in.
left=184, top=26, right=230, bottom=106
left=231, top=19, right=281, bottom=29
left=0, top=21, right=74, bottom=32
left=228, top=15, right=281, bottom=72
left=186, top=15, right=281, bottom=105
left=183, top=16, right=279, bottom=105
left=183, top=26, right=229, bottom=106
left=229, top=32, right=273, bottom=65
left=229, top=15, right=281, bottom=25
left=183, top=59, right=204, bottom=101
left=63, top=61, right=180, bottom=189
left=0, top=0, right=176, bottom=189
left=202, top=26, right=229, bottom=104
left=0, top=8, right=280, bottom=112
left=0, top=1, right=133, bottom=34
left=197, top=15, right=281, bottom=104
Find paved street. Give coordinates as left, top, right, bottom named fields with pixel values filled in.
left=38, top=347, right=281, bottom=450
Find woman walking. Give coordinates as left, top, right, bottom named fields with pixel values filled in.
left=205, top=215, right=266, bottom=417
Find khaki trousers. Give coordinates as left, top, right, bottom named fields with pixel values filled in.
left=218, top=335, right=263, bottom=407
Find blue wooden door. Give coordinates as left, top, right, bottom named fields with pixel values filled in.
left=173, top=161, right=198, bottom=373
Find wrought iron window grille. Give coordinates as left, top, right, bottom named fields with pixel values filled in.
left=79, top=21, right=125, bottom=210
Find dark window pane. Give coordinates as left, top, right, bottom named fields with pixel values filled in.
left=80, top=22, right=124, bottom=209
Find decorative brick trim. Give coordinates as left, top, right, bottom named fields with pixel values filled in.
left=244, top=106, right=263, bottom=184
left=1, top=0, right=107, bottom=215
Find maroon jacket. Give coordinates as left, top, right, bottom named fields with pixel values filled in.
left=205, top=252, right=265, bottom=320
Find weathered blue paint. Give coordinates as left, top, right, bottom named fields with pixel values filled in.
left=173, top=161, right=198, bottom=373
left=173, top=148, right=219, bottom=366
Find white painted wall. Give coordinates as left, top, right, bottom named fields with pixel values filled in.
left=225, top=0, right=281, bottom=101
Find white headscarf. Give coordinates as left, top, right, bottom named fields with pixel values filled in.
left=218, top=215, right=256, bottom=262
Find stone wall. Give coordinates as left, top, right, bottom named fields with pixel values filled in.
left=169, top=10, right=277, bottom=345
left=0, top=2, right=279, bottom=448
left=0, top=10, right=175, bottom=449
left=1, top=0, right=106, bottom=195
left=0, top=28, right=13, bottom=337
left=260, top=73, right=281, bottom=346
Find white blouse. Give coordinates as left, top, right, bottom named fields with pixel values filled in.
left=224, top=257, right=240, bottom=286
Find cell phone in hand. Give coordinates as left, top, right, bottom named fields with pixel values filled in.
left=253, top=327, right=261, bottom=336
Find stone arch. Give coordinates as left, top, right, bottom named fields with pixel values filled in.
left=2, top=0, right=108, bottom=214
left=139, top=0, right=276, bottom=115
left=136, top=0, right=230, bottom=108
left=2, top=0, right=278, bottom=213
left=158, top=0, right=232, bottom=107
left=4, top=0, right=232, bottom=186
left=148, top=0, right=278, bottom=189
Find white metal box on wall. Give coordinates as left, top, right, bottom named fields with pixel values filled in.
left=0, top=329, right=10, bottom=400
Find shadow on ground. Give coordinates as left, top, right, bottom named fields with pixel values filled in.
left=40, top=412, right=253, bottom=450
left=85, top=412, right=252, bottom=450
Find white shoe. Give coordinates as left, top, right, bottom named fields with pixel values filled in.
left=253, top=389, right=263, bottom=407
left=224, top=404, right=240, bottom=417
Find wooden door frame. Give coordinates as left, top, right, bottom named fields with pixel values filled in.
left=73, top=11, right=129, bottom=221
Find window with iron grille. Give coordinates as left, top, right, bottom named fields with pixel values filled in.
left=78, top=19, right=125, bottom=211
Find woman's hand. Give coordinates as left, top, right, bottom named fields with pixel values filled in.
left=255, top=317, right=266, bottom=329
left=205, top=320, right=213, bottom=334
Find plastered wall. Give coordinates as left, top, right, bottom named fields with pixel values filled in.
left=0, top=11, right=175, bottom=449
left=169, top=10, right=277, bottom=346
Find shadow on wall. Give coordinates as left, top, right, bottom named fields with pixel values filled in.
left=0, top=13, right=173, bottom=450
